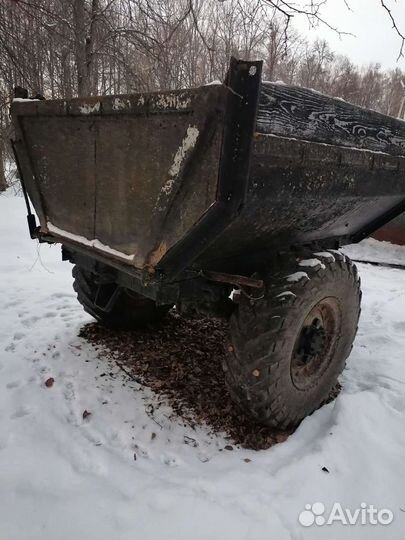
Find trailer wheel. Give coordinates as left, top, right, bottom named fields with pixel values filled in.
left=72, top=265, right=171, bottom=330
left=224, top=251, right=361, bottom=429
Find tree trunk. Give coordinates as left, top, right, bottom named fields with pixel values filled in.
left=0, top=141, right=6, bottom=192
left=73, top=0, right=90, bottom=97
left=0, top=172, right=5, bottom=192
left=72, top=0, right=99, bottom=97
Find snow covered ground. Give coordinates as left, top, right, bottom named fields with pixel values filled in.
left=343, top=237, right=405, bottom=266
left=1, top=191, right=404, bottom=540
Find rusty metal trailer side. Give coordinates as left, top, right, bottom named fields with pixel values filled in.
left=11, top=58, right=405, bottom=297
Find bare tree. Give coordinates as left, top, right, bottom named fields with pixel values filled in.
left=0, top=147, right=6, bottom=192
left=0, top=0, right=404, bottom=189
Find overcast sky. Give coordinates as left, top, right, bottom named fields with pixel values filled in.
left=293, top=0, right=405, bottom=70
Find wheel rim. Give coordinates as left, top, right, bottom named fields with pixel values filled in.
left=290, top=297, right=342, bottom=390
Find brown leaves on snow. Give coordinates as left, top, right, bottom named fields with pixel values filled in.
left=79, top=312, right=340, bottom=451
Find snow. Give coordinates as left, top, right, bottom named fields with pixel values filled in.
left=263, top=80, right=286, bottom=85
left=47, top=222, right=134, bottom=262
left=314, top=251, right=336, bottom=262
left=286, top=270, right=309, bottom=282
left=258, top=132, right=391, bottom=155
left=12, top=98, right=40, bottom=102
left=1, top=190, right=405, bottom=540
left=343, top=238, right=405, bottom=266
left=298, top=258, right=326, bottom=269
left=204, top=80, right=222, bottom=86
left=276, top=291, right=296, bottom=299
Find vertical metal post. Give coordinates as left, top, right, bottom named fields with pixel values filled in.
left=158, top=58, right=263, bottom=278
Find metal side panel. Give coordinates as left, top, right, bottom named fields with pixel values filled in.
left=257, top=82, right=405, bottom=156
left=11, top=85, right=228, bottom=271
left=19, top=115, right=97, bottom=239
left=157, top=58, right=263, bottom=277
left=196, top=134, right=405, bottom=273
left=93, top=89, right=225, bottom=269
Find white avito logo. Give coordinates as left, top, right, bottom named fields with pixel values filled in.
left=298, top=502, right=394, bottom=527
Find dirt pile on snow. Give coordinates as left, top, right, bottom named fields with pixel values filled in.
left=79, top=312, right=340, bottom=450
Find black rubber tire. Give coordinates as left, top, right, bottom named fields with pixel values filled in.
left=72, top=265, right=171, bottom=330
left=224, top=250, right=361, bottom=429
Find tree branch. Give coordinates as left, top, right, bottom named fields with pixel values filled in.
left=380, top=0, right=405, bottom=60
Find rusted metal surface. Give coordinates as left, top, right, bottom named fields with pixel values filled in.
left=157, top=58, right=263, bottom=277
left=12, top=86, right=228, bottom=270
left=203, top=270, right=264, bottom=289
left=196, top=133, right=405, bottom=272
left=371, top=223, right=405, bottom=245
left=11, top=59, right=405, bottom=283
left=21, top=116, right=97, bottom=239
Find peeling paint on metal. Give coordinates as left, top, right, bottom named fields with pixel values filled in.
left=79, top=102, right=101, bottom=114
left=112, top=97, right=131, bottom=111
left=169, top=126, right=199, bottom=177
left=154, top=93, right=192, bottom=110
left=161, top=178, right=175, bottom=196
left=146, top=241, right=168, bottom=268
left=159, top=126, right=200, bottom=199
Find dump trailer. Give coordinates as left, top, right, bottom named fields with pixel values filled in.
left=11, top=58, right=405, bottom=429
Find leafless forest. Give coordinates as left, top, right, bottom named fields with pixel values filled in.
left=1, top=0, right=404, bottom=190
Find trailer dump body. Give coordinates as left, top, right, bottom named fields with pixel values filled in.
left=12, top=85, right=229, bottom=272
left=11, top=59, right=405, bottom=280
left=200, top=83, right=405, bottom=271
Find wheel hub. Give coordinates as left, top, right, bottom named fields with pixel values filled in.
left=299, top=320, right=327, bottom=363
left=291, top=298, right=341, bottom=390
